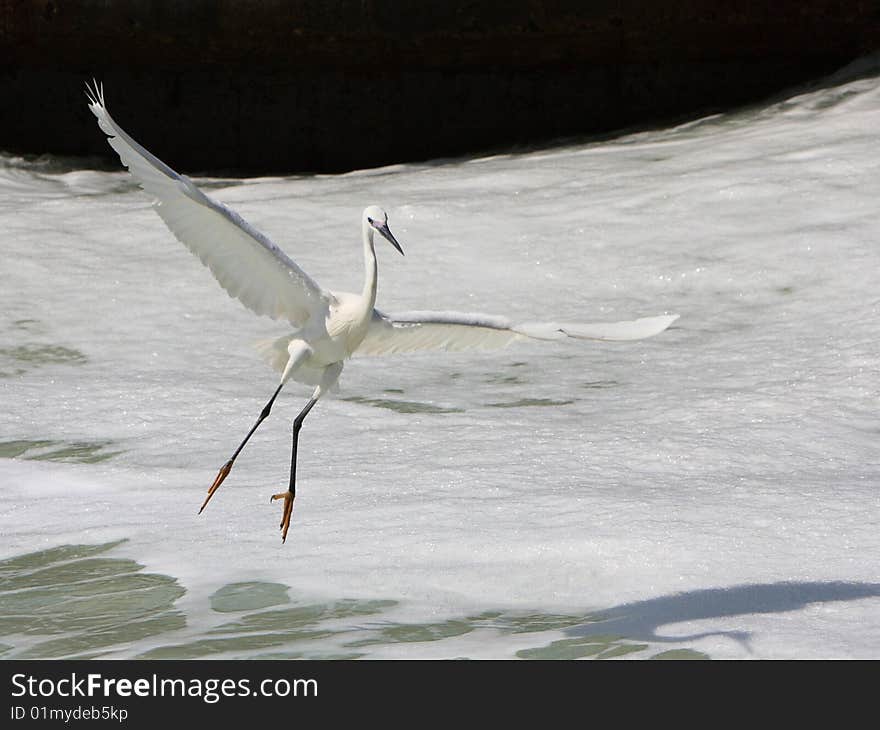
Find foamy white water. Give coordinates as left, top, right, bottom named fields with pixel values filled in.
left=1, top=57, right=879, bottom=659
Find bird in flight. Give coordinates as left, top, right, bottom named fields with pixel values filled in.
left=86, top=82, right=678, bottom=543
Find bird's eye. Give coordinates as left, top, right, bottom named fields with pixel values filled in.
left=367, top=217, right=374, bottom=224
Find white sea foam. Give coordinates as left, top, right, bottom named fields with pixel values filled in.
left=1, top=58, right=879, bottom=658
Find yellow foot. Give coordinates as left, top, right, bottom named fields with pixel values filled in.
left=199, top=460, right=233, bottom=514
left=270, top=490, right=295, bottom=543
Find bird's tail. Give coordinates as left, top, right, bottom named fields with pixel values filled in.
left=254, top=335, right=340, bottom=390
left=254, top=334, right=295, bottom=374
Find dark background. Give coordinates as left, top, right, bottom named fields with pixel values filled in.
left=3, top=1, right=880, bottom=174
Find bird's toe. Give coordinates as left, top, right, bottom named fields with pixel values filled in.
left=271, top=491, right=295, bottom=543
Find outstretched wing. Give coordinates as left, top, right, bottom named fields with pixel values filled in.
left=86, top=82, right=333, bottom=325
left=356, top=310, right=679, bottom=356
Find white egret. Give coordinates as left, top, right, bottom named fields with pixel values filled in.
left=86, top=82, right=679, bottom=543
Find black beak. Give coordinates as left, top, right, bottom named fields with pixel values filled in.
left=376, top=223, right=404, bottom=256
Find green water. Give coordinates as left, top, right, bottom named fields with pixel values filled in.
left=0, top=439, right=122, bottom=463
left=0, top=333, right=87, bottom=378
left=0, top=541, right=707, bottom=660
left=486, top=398, right=575, bottom=408
left=0, top=541, right=184, bottom=659
left=343, top=396, right=464, bottom=414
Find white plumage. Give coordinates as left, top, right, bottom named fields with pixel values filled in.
left=358, top=310, right=679, bottom=357
left=86, top=81, right=678, bottom=542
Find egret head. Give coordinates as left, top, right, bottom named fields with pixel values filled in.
left=364, top=206, right=404, bottom=256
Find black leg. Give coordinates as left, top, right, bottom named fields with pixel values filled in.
left=273, top=396, right=318, bottom=542
left=289, top=397, right=317, bottom=498
left=199, top=382, right=285, bottom=514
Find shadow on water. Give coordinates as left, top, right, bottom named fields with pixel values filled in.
left=511, top=581, right=880, bottom=659
left=2, top=541, right=878, bottom=659
left=564, top=581, right=880, bottom=651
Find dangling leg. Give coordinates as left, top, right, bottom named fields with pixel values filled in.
left=199, top=383, right=284, bottom=514
left=271, top=361, right=342, bottom=543
left=200, top=340, right=312, bottom=515
left=271, top=397, right=317, bottom=542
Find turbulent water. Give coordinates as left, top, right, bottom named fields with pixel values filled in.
left=2, top=58, right=879, bottom=660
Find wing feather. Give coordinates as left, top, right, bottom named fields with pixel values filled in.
left=86, top=82, right=332, bottom=325
left=356, top=310, right=678, bottom=356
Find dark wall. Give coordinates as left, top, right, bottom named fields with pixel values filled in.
left=3, top=1, right=880, bottom=174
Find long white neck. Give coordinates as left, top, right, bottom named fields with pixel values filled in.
left=361, top=221, right=378, bottom=310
